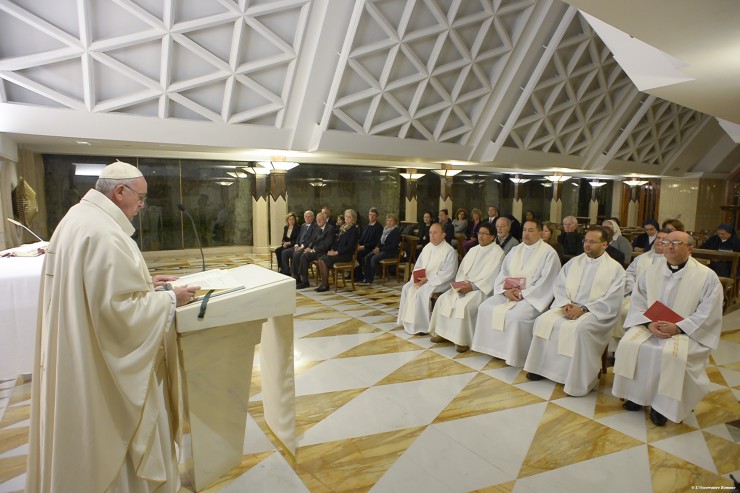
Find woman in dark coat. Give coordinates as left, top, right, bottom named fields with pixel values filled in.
left=274, top=212, right=299, bottom=272
left=316, top=209, right=359, bottom=291
left=702, top=223, right=740, bottom=277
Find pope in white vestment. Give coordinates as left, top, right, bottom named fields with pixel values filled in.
left=473, top=222, right=561, bottom=367
left=398, top=223, right=458, bottom=334
left=429, top=224, right=504, bottom=349
left=612, top=232, right=722, bottom=424
left=525, top=227, right=625, bottom=396
left=26, top=162, right=199, bottom=493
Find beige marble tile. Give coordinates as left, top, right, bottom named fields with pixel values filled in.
left=648, top=445, right=733, bottom=491
left=0, top=427, right=28, bottom=456
left=0, top=404, right=30, bottom=429
left=723, top=360, right=740, bottom=372
left=646, top=418, right=697, bottom=443
left=295, top=311, right=350, bottom=320
left=376, top=350, right=475, bottom=385
left=707, top=366, right=729, bottom=386
left=480, top=357, right=509, bottom=371
left=0, top=455, right=26, bottom=485
left=295, top=389, right=366, bottom=436
left=305, top=319, right=381, bottom=337
left=336, top=332, right=422, bottom=358
left=189, top=451, right=274, bottom=493
left=593, top=391, right=628, bottom=419
left=294, top=426, right=426, bottom=492
left=694, top=388, right=740, bottom=429
left=518, top=403, right=642, bottom=478
left=7, top=385, right=31, bottom=406
left=702, top=431, right=740, bottom=474
left=550, top=384, right=569, bottom=401
left=720, top=329, right=740, bottom=343
left=434, top=373, right=544, bottom=423
left=470, top=481, right=516, bottom=492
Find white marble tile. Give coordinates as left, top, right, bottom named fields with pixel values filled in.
left=243, top=414, right=276, bottom=455
left=596, top=411, right=648, bottom=443
left=293, top=360, right=371, bottom=397
left=651, top=430, right=718, bottom=473
left=218, top=452, right=309, bottom=493
left=345, top=309, right=373, bottom=318
left=703, top=423, right=735, bottom=442
left=453, top=354, right=493, bottom=372
left=4, top=418, right=30, bottom=429
left=359, top=315, right=394, bottom=324
left=298, top=373, right=475, bottom=446
left=294, top=305, right=322, bottom=316
left=0, top=472, right=26, bottom=492
left=682, top=413, right=700, bottom=429
left=429, top=345, right=461, bottom=359
left=405, top=337, right=436, bottom=349
left=293, top=333, right=383, bottom=362
left=0, top=442, right=27, bottom=459
left=373, top=322, right=401, bottom=332
left=711, top=340, right=740, bottom=365
left=710, top=382, right=728, bottom=392
left=374, top=425, right=511, bottom=492
left=514, top=446, right=652, bottom=493
left=483, top=366, right=523, bottom=384
left=0, top=389, right=12, bottom=399
left=515, top=380, right=557, bottom=401
left=732, top=388, right=740, bottom=400
left=718, top=367, right=740, bottom=387
left=293, top=318, right=349, bottom=339
left=370, top=453, right=457, bottom=493
left=552, top=393, right=598, bottom=419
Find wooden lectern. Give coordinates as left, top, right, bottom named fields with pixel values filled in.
left=174, top=265, right=296, bottom=491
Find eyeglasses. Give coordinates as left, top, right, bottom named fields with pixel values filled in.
left=657, top=240, right=686, bottom=247
left=122, top=184, right=147, bottom=202
left=478, top=231, right=493, bottom=236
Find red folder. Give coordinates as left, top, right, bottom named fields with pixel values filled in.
left=413, top=268, right=426, bottom=283
left=644, top=300, right=684, bottom=324
left=503, top=277, right=526, bottom=290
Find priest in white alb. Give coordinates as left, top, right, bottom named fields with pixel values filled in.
left=472, top=220, right=561, bottom=366
left=612, top=231, right=722, bottom=426
left=611, top=228, right=668, bottom=341
left=428, top=223, right=504, bottom=352
left=26, top=161, right=200, bottom=493
left=524, top=225, right=625, bottom=396
left=398, top=223, right=458, bottom=334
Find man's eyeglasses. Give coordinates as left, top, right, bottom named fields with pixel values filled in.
left=122, top=184, right=147, bottom=202
left=477, top=231, right=493, bottom=236
left=657, top=240, right=686, bottom=247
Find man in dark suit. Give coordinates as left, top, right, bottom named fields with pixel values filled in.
left=486, top=205, right=499, bottom=226
left=558, top=215, right=583, bottom=256
left=355, top=207, right=383, bottom=279
left=296, top=213, right=335, bottom=289
left=282, top=210, right=317, bottom=276
left=438, top=208, right=455, bottom=245
left=322, top=206, right=336, bottom=229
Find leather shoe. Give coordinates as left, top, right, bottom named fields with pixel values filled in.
left=526, top=372, right=544, bottom=381
left=430, top=335, right=445, bottom=343
left=315, top=285, right=329, bottom=292
left=622, top=400, right=642, bottom=412
left=296, top=282, right=310, bottom=289
left=650, top=407, right=667, bottom=426
left=455, top=345, right=469, bottom=353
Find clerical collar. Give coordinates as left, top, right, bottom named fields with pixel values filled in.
left=523, top=240, right=539, bottom=250
left=586, top=252, right=604, bottom=263
left=667, top=259, right=688, bottom=272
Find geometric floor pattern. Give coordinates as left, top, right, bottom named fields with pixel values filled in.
left=1, top=253, right=739, bottom=492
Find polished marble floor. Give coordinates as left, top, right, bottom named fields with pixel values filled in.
left=1, top=253, right=739, bottom=492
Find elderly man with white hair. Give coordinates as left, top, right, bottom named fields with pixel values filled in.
left=398, top=223, right=458, bottom=335
left=428, top=223, right=505, bottom=352
left=612, top=231, right=722, bottom=426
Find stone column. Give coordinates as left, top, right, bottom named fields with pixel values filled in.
left=438, top=167, right=455, bottom=213
left=251, top=173, right=270, bottom=254
left=549, top=181, right=563, bottom=224
left=269, top=171, right=288, bottom=246
left=404, top=176, right=418, bottom=222
left=626, top=185, right=639, bottom=227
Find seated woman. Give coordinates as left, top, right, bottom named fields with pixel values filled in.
left=632, top=219, right=659, bottom=252
left=661, top=218, right=685, bottom=232
left=417, top=211, right=433, bottom=248
left=602, top=219, right=632, bottom=263
left=274, top=212, right=298, bottom=272
left=702, top=223, right=740, bottom=277
left=462, top=208, right=483, bottom=253
left=361, top=213, right=402, bottom=285
left=542, top=221, right=565, bottom=265
left=316, top=209, right=359, bottom=292
left=451, top=208, right=468, bottom=247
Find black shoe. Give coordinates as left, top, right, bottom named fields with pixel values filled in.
left=525, top=372, right=544, bottom=381
left=316, top=285, right=329, bottom=292
left=296, top=282, right=310, bottom=289
left=622, top=400, right=642, bottom=412
left=650, top=408, right=667, bottom=426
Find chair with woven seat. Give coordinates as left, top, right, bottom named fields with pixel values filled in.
left=379, top=237, right=405, bottom=284
left=331, top=245, right=359, bottom=292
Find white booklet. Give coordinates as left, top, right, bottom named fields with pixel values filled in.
left=169, top=269, right=243, bottom=290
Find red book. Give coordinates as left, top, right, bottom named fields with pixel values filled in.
left=644, top=300, right=683, bottom=324
left=451, top=280, right=467, bottom=290
left=413, top=268, right=426, bottom=283
left=503, top=277, right=526, bottom=290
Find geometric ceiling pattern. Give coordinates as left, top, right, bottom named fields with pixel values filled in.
left=326, top=0, right=537, bottom=144
left=0, top=0, right=310, bottom=126
left=0, top=0, right=736, bottom=178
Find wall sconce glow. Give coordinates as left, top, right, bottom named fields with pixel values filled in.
left=464, top=177, right=486, bottom=185
left=588, top=180, right=608, bottom=188
left=257, top=161, right=300, bottom=171
left=74, top=163, right=108, bottom=176
left=400, top=173, right=425, bottom=180
left=309, top=180, right=327, bottom=187
left=215, top=179, right=234, bottom=186
left=509, top=177, right=531, bottom=184
left=623, top=179, right=648, bottom=187
left=431, top=169, right=462, bottom=177
left=544, top=175, right=570, bottom=183
left=244, top=166, right=270, bottom=175
left=541, top=182, right=553, bottom=188
left=226, top=168, right=251, bottom=178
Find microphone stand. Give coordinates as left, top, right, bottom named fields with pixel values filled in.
left=177, top=204, right=206, bottom=271
left=6, top=217, right=44, bottom=242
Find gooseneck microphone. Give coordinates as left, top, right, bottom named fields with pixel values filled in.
left=6, top=217, right=44, bottom=242
left=177, top=203, right=206, bottom=271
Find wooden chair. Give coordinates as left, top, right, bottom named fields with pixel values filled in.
left=331, top=245, right=359, bottom=292
left=379, top=237, right=405, bottom=284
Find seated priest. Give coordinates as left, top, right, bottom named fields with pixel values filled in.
left=397, top=223, right=458, bottom=335
left=524, top=225, right=625, bottom=396
left=428, top=223, right=505, bottom=352
left=472, top=220, right=561, bottom=367
left=612, top=231, right=722, bottom=426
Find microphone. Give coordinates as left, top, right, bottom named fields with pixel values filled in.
left=177, top=204, right=206, bottom=271
left=6, top=217, right=44, bottom=242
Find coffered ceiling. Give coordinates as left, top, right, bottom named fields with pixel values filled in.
left=0, top=0, right=738, bottom=179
